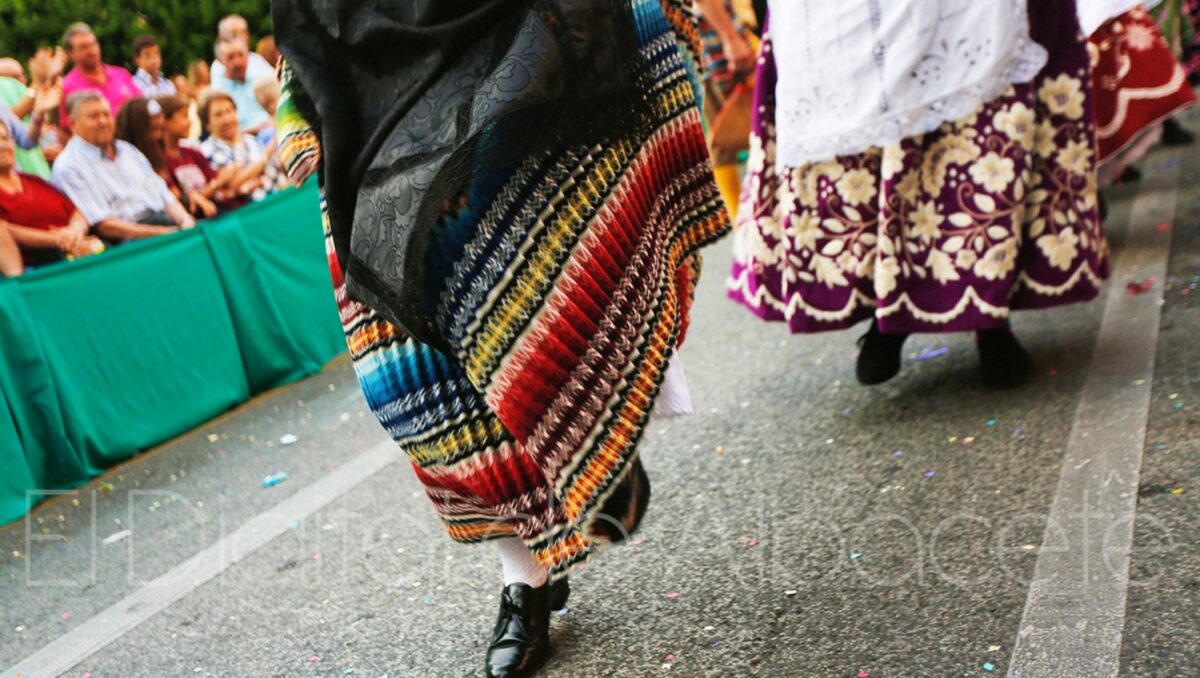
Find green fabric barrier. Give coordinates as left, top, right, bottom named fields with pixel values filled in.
left=0, top=183, right=344, bottom=524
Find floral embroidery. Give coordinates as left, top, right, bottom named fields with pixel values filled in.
left=1037, top=74, right=1086, bottom=120
left=969, top=153, right=1017, bottom=193
left=730, top=25, right=1110, bottom=335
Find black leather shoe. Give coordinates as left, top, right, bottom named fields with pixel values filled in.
left=856, top=321, right=909, bottom=385
left=1118, top=165, right=1142, bottom=184
left=1161, top=117, right=1195, bottom=146
left=589, top=458, right=651, bottom=543
left=977, top=328, right=1034, bottom=389
left=548, top=576, right=570, bottom=612
left=485, top=583, right=556, bottom=678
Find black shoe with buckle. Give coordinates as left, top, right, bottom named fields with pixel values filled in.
left=855, top=320, right=909, bottom=385
left=976, top=327, right=1034, bottom=389
left=484, top=578, right=568, bottom=678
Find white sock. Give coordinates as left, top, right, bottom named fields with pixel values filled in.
left=496, top=536, right=549, bottom=588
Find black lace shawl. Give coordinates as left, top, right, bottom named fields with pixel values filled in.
left=272, top=0, right=639, bottom=349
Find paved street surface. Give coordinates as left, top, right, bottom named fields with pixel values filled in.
left=3, top=116, right=1199, bottom=677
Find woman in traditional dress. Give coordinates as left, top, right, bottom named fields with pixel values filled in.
left=272, top=2, right=729, bottom=676
left=1081, top=2, right=1198, bottom=189
left=729, top=0, right=1110, bottom=387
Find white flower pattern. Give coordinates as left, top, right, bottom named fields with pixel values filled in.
left=730, top=29, right=1109, bottom=333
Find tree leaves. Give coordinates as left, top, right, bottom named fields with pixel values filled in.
left=0, top=0, right=272, bottom=76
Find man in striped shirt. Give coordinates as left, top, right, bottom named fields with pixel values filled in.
left=51, top=91, right=195, bottom=244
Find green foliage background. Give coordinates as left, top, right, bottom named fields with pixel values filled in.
left=0, top=1, right=272, bottom=76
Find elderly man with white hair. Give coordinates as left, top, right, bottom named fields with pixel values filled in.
left=210, top=15, right=275, bottom=85
left=209, top=34, right=272, bottom=135
left=52, top=91, right=195, bottom=244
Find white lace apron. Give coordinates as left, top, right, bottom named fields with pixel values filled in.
left=769, top=0, right=1048, bottom=167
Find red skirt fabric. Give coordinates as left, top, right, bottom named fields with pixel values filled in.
left=1089, top=6, right=1197, bottom=163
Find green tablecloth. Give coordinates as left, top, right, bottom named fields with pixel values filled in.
left=0, top=183, right=345, bottom=524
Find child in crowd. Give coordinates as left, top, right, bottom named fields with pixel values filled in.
left=131, top=35, right=177, bottom=98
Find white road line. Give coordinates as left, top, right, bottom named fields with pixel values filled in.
left=3, top=440, right=401, bottom=678
left=1009, top=150, right=1182, bottom=677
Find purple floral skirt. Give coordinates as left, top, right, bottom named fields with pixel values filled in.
left=728, top=1, right=1111, bottom=334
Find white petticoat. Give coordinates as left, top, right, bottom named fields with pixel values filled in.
left=653, top=357, right=694, bottom=420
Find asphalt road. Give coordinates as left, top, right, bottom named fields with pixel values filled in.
left=2, top=120, right=1198, bottom=677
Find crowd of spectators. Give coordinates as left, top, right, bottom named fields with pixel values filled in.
left=0, top=15, right=287, bottom=277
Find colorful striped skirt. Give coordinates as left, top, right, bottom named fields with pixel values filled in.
left=278, top=0, right=729, bottom=580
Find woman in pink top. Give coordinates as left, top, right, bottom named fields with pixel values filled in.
left=59, top=23, right=143, bottom=128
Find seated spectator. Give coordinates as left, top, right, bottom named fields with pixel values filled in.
left=131, top=35, right=177, bottom=98
left=157, top=95, right=245, bottom=215
left=59, top=23, right=143, bottom=129
left=0, top=123, right=101, bottom=267
left=24, top=49, right=68, bottom=166
left=252, top=76, right=279, bottom=146
left=0, top=58, right=24, bottom=83
left=256, top=36, right=280, bottom=68
left=52, top=91, right=195, bottom=244
left=211, top=15, right=275, bottom=84
left=0, top=222, right=22, bottom=277
left=199, top=91, right=283, bottom=202
left=185, top=60, right=211, bottom=140
left=0, top=61, right=61, bottom=179
left=187, top=59, right=211, bottom=98
left=210, top=35, right=271, bottom=135
left=113, top=97, right=207, bottom=214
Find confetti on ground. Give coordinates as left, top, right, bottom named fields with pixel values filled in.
left=923, top=470, right=937, bottom=478
left=260, top=472, right=290, bottom=489
left=746, top=538, right=759, bottom=547
left=915, top=347, right=949, bottom=361
left=963, top=436, right=976, bottom=445
left=784, top=590, right=798, bottom=597
left=1171, top=487, right=1185, bottom=495
left=206, top=434, right=219, bottom=442
left=1127, top=277, right=1157, bottom=295
left=280, top=434, right=299, bottom=445
left=982, top=662, right=996, bottom=672
left=1013, top=428, right=1023, bottom=436
left=858, top=672, right=871, bottom=678
left=339, top=413, right=351, bottom=422
left=101, top=529, right=132, bottom=545
left=986, top=419, right=997, bottom=426
left=98, top=482, right=114, bottom=493
left=666, top=592, right=680, bottom=600
left=61, top=611, right=71, bottom=620
left=633, top=538, right=646, bottom=546
left=307, top=655, right=321, bottom=663
left=1174, top=402, right=1185, bottom=410
left=1157, top=222, right=1171, bottom=232
left=987, top=645, right=1002, bottom=652
left=893, top=450, right=904, bottom=457
left=850, top=553, right=863, bottom=560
